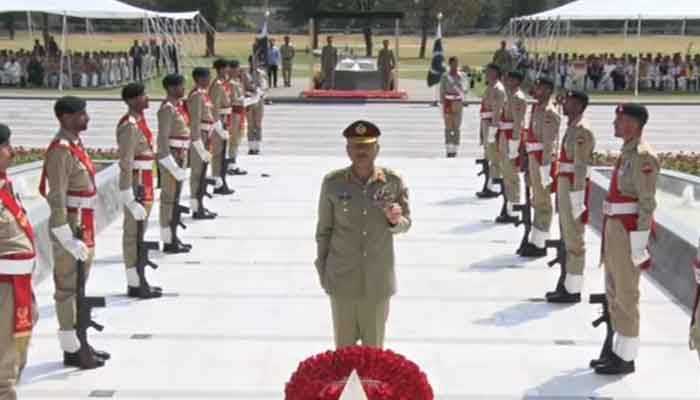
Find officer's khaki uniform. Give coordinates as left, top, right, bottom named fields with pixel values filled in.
left=526, top=100, right=561, bottom=248
left=245, top=69, right=267, bottom=150
left=377, top=48, right=395, bottom=91
left=603, top=138, right=658, bottom=361
left=0, top=177, right=36, bottom=400
left=498, top=88, right=526, bottom=205
left=280, top=43, right=295, bottom=87
left=157, top=100, right=190, bottom=240
left=321, top=45, right=338, bottom=90
left=228, top=78, right=246, bottom=159
left=187, top=88, right=215, bottom=203
left=439, top=72, right=467, bottom=154
left=556, top=118, right=594, bottom=293
left=43, top=130, right=96, bottom=332
left=315, top=167, right=411, bottom=348
left=209, top=78, right=232, bottom=178
left=481, top=81, right=506, bottom=183
left=492, top=49, right=514, bottom=73
left=117, top=113, right=155, bottom=270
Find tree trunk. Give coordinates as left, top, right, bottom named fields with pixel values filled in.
left=42, top=13, right=49, bottom=48
left=7, top=14, right=15, bottom=40
left=363, top=26, right=372, bottom=57
left=313, top=21, right=319, bottom=50
left=418, top=8, right=428, bottom=59
left=206, top=30, right=215, bottom=56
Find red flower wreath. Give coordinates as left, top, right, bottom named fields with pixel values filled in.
left=285, top=346, right=434, bottom=400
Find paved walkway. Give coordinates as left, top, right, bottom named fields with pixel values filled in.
left=17, top=153, right=700, bottom=399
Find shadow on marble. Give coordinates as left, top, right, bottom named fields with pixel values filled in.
left=446, top=221, right=498, bottom=235
left=474, top=301, right=576, bottom=327
left=19, top=361, right=78, bottom=385
left=462, top=254, right=530, bottom=272
left=523, top=367, right=625, bottom=399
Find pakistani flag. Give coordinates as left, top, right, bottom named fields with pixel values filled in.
left=254, top=13, right=269, bottom=68
left=426, top=19, right=445, bottom=87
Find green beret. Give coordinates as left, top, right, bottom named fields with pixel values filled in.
left=228, top=59, right=240, bottom=69
left=162, top=73, right=184, bottom=89
left=54, top=96, right=86, bottom=117
left=213, top=59, right=228, bottom=70
left=508, top=70, right=524, bottom=82
left=121, top=82, right=145, bottom=101
left=192, top=67, right=210, bottom=79
left=565, top=89, right=589, bottom=108
left=535, top=76, right=555, bottom=90
left=0, top=124, right=10, bottom=145
left=343, top=120, right=381, bottom=144
left=616, top=103, right=649, bottom=126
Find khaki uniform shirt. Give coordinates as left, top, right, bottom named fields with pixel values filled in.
left=229, top=78, right=245, bottom=106
left=280, top=43, right=295, bottom=64
left=43, top=130, right=95, bottom=229
left=493, top=49, right=514, bottom=72
left=209, top=78, right=231, bottom=121
left=321, top=45, right=338, bottom=72
left=503, top=88, right=527, bottom=141
left=439, top=72, right=467, bottom=101
left=530, top=100, right=561, bottom=166
left=377, top=48, right=395, bottom=72
left=483, top=81, right=506, bottom=127
left=187, top=88, right=215, bottom=143
left=0, top=180, right=33, bottom=258
left=560, top=118, right=595, bottom=191
left=315, top=167, right=411, bottom=300
left=612, top=138, right=659, bottom=231
left=157, top=99, right=191, bottom=162
left=117, top=112, right=154, bottom=191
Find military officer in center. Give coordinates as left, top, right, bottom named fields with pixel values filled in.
left=546, top=90, right=595, bottom=303
left=226, top=59, right=248, bottom=176
left=315, top=120, right=412, bottom=349
left=593, top=104, right=658, bottom=375
left=439, top=56, right=468, bottom=158
left=477, top=63, right=506, bottom=198
left=377, top=39, right=396, bottom=91
left=116, top=83, right=162, bottom=300
left=0, top=124, right=37, bottom=400
left=209, top=58, right=235, bottom=195
left=321, top=36, right=339, bottom=90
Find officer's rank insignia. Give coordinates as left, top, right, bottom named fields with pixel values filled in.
left=355, top=123, right=367, bottom=135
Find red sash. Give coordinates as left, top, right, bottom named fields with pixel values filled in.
left=119, top=115, right=155, bottom=202
left=526, top=104, right=558, bottom=193
left=0, top=184, right=35, bottom=348
left=557, top=140, right=591, bottom=224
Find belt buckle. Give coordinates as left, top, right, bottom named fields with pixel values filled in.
left=603, top=202, right=611, bottom=215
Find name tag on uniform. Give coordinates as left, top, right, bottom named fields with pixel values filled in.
left=339, top=192, right=351, bottom=201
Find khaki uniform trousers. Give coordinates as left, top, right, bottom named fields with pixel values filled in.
left=246, top=103, right=264, bottom=143
left=380, top=69, right=392, bottom=91
left=210, top=133, right=226, bottom=180
left=330, top=296, right=390, bottom=349
left=481, top=120, right=501, bottom=179
left=443, top=103, right=463, bottom=146
left=498, top=136, right=521, bottom=204
left=322, top=69, right=335, bottom=89
left=282, top=60, right=292, bottom=86
left=158, top=153, right=186, bottom=234
left=52, top=214, right=96, bottom=330
left=604, top=218, right=641, bottom=338
left=189, top=143, right=207, bottom=201
left=556, top=178, right=585, bottom=276
left=123, top=201, right=154, bottom=268
left=527, top=154, right=553, bottom=233
left=228, top=113, right=244, bottom=159
left=0, top=283, right=27, bottom=400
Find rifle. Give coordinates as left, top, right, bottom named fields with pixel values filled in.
left=218, top=137, right=235, bottom=192
left=545, top=234, right=567, bottom=293
left=590, top=293, right=614, bottom=367
left=475, top=158, right=490, bottom=194
left=494, top=177, right=508, bottom=220
left=75, top=225, right=106, bottom=369
left=514, top=149, right=531, bottom=254
left=170, top=179, right=190, bottom=242
left=134, top=184, right=159, bottom=295
left=197, top=160, right=217, bottom=205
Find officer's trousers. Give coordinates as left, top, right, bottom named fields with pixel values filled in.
left=443, top=103, right=463, bottom=146
left=330, top=296, right=390, bottom=349
left=498, top=134, right=521, bottom=204
left=557, top=178, right=586, bottom=285
left=481, top=120, right=501, bottom=179
left=123, top=202, right=154, bottom=268
left=246, top=103, right=264, bottom=143
left=0, top=283, right=27, bottom=400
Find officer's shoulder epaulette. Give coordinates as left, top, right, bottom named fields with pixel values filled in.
left=638, top=141, right=659, bottom=161
left=119, top=115, right=137, bottom=127
left=380, top=167, right=403, bottom=182
left=323, top=168, right=347, bottom=182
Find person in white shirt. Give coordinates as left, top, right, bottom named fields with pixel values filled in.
left=4, top=58, right=21, bottom=86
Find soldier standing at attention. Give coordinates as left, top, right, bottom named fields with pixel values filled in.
left=0, top=124, right=37, bottom=400
left=187, top=67, right=218, bottom=220
left=245, top=56, right=267, bottom=155
left=594, top=104, right=658, bottom=375
left=116, top=83, right=162, bottom=299
left=321, top=36, right=338, bottom=90
left=209, top=59, right=235, bottom=195
left=39, top=96, right=108, bottom=369
left=492, top=40, right=514, bottom=74
left=157, top=74, right=192, bottom=254
left=439, top=57, right=468, bottom=158
left=520, top=77, right=561, bottom=258
left=546, top=90, right=595, bottom=303
left=377, top=40, right=396, bottom=91
left=495, top=70, right=526, bottom=223
left=477, top=63, right=506, bottom=198
left=314, top=120, right=411, bottom=349
left=226, top=60, right=248, bottom=176
left=280, top=35, right=296, bottom=87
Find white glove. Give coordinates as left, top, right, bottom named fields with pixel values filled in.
left=539, top=164, right=552, bottom=187
left=214, top=120, right=228, bottom=139
left=629, top=230, right=650, bottom=267
left=192, top=140, right=212, bottom=163
left=487, top=126, right=498, bottom=143
left=569, top=190, right=586, bottom=220
left=52, top=224, right=89, bottom=261
left=158, top=155, right=187, bottom=182
left=119, top=190, right=146, bottom=221
left=508, top=140, right=519, bottom=160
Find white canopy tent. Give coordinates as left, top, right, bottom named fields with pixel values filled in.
left=510, top=0, right=700, bottom=95
left=0, top=0, right=204, bottom=90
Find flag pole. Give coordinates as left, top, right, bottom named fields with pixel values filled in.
left=432, top=12, right=443, bottom=107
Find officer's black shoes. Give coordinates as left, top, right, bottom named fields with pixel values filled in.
left=213, top=186, right=235, bottom=195
left=193, top=207, right=217, bottom=220
left=446, top=153, right=457, bottom=158
left=248, top=149, right=255, bottom=155
left=519, top=243, right=547, bottom=258
left=594, top=353, right=635, bottom=375
left=590, top=344, right=613, bottom=368
left=227, top=167, right=248, bottom=176
left=545, top=287, right=581, bottom=304
left=90, top=346, right=111, bottom=361
left=163, top=241, right=191, bottom=254
left=495, top=214, right=519, bottom=224
left=128, top=284, right=163, bottom=300
left=64, top=348, right=105, bottom=369
left=476, top=189, right=499, bottom=199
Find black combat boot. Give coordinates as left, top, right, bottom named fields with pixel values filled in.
left=545, top=286, right=581, bottom=304
left=64, top=347, right=105, bottom=369
left=594, top=353, right=635, bottom=375
left=518, top=243, right=547, bottom=258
